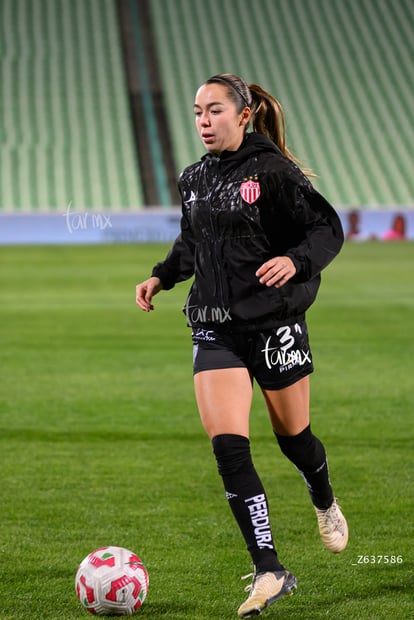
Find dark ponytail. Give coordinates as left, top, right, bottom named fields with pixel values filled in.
left=249, top=83, right=314, bottom=176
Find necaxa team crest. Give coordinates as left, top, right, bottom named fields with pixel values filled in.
left=240, top=179, right=260, bottom=204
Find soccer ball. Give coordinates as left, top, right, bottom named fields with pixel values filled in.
left=75, top=546, right=149, bottom=616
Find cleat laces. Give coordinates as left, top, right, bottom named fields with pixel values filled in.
left=315, top=498, right=348, bottom=552
left=241, top=572, right=255, bottom=593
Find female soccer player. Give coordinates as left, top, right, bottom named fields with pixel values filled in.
left=136, top=73, right=348, bottom=618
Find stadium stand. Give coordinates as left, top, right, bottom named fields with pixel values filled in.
left=149, top=0, right=414, bottom=208
left=0, top=0, right=144, bottom=211
left=0, top=0, right=412, bottom=219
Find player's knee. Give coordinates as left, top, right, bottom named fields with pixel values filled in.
left=275, top=424, right=326, bottom=473
left=212, top=433, right=253, bottom=477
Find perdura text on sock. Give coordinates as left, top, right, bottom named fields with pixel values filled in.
left=244, top=494, right=274, bottom=549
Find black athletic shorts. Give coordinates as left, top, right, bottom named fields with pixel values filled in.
left=192, top=320, right=313, bottom=390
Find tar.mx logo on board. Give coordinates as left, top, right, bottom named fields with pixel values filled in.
left=63, top=202, right=112, bottom=234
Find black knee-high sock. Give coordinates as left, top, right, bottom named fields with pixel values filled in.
left=212, top=433, right=284, bottom=573
left=275, top=425, right=334, bottom=510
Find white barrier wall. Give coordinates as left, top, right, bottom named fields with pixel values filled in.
left=0, top=210, right=182, bottom=245
left=0, top=209, right=413, bottom=245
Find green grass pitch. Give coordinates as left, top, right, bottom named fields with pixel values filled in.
left=0, top=241, right=413, bottom=619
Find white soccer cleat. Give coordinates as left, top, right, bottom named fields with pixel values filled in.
left=237, top=569, right=297, bottom=618
left=314, top=499, right=349, bottom=553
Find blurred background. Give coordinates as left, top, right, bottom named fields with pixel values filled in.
left=1, top=0, right=413, bottom=243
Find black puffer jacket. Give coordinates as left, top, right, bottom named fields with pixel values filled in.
left=152, top=133, right=344, bottom=332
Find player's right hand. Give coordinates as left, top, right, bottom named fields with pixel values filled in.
left=135, top=277, right=163, bottom=312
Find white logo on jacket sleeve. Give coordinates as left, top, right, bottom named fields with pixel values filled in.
left=184, top=190, right=197, bottom=205
left=240, top=179, right=260, bottom=204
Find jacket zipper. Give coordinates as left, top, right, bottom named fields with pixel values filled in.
left=207, top=160, right=226, bottom=314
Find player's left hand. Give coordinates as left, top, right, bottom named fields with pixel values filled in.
left=256, top=256, right=296, bottom=288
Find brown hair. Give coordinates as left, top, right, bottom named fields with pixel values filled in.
left=204, top=73, right=314, bottom=176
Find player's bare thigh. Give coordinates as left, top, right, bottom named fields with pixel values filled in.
left=262, top=375, right=310, bottom=436
left=194, top=367, right=253, bottom=439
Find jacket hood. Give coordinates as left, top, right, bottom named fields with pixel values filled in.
left=201, top=132, right=280, bottom=172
